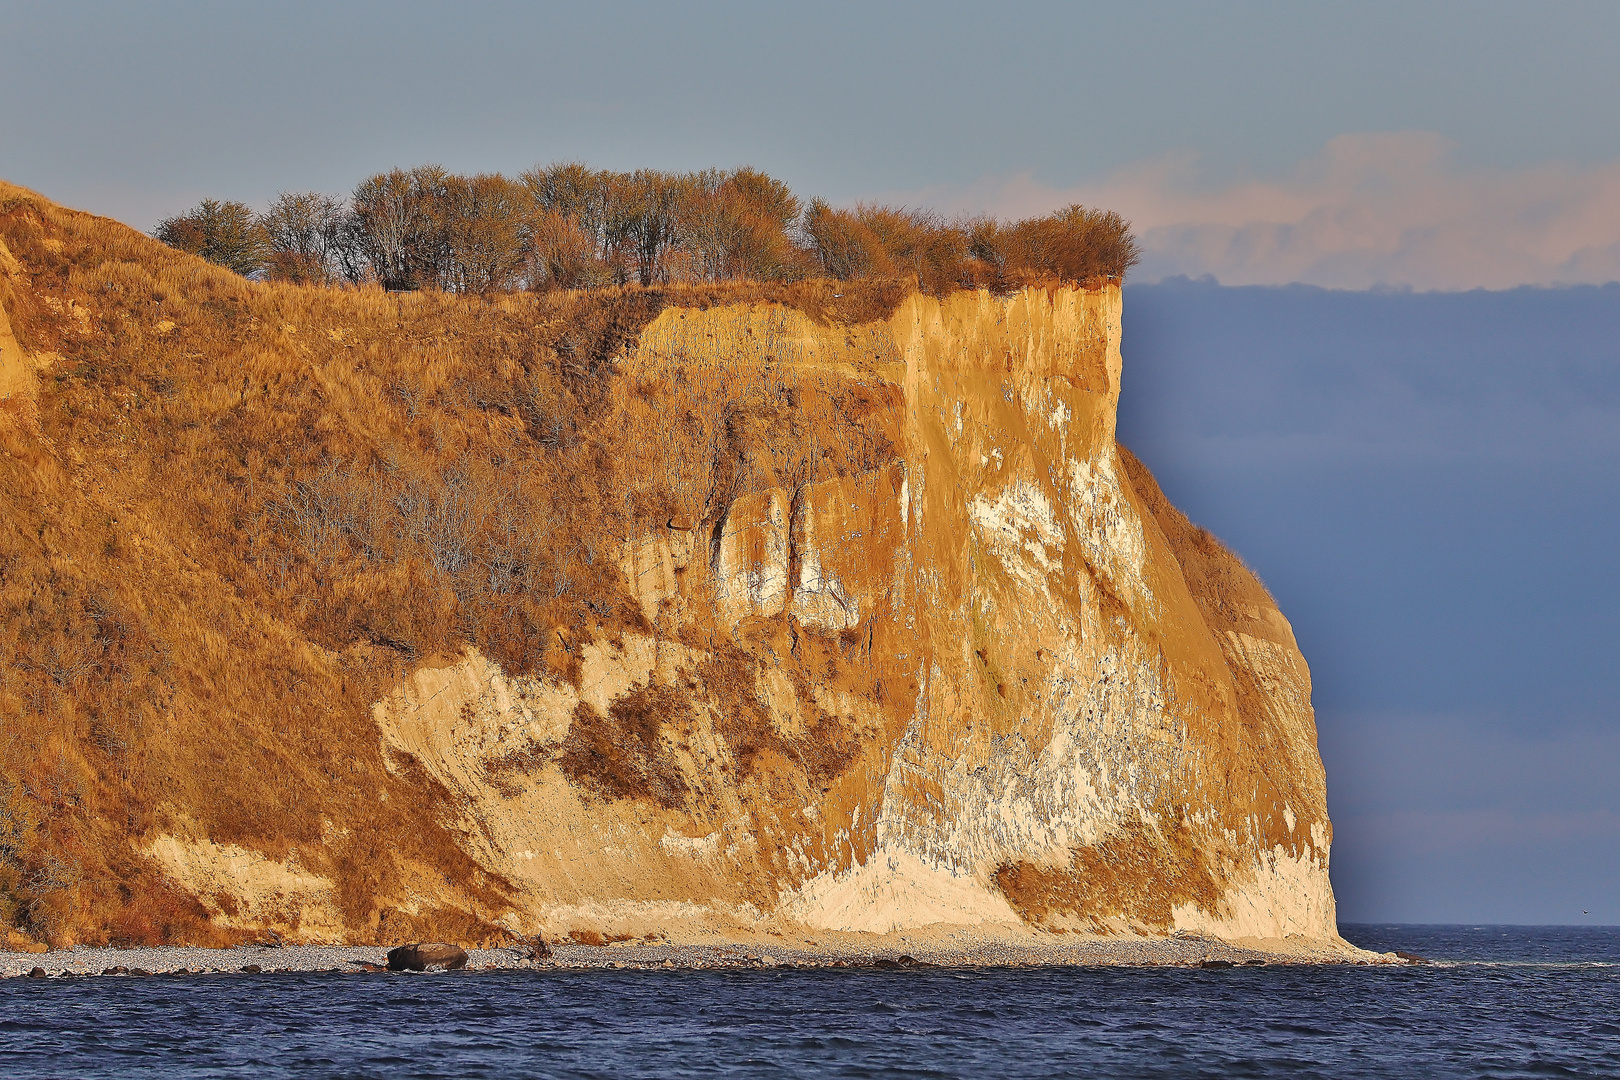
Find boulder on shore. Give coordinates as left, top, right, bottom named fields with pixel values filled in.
left=386, top=943, right=469, bottom=971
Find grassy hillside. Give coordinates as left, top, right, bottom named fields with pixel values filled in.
left=0, top=181, right=908, bottom=946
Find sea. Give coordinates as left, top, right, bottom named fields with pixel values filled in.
left=1, top=926, right=1615, bottom=1079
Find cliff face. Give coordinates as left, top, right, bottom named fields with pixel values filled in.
left=357, top=292, right=1335, bottom=943
left=0, top=182, right=1336, bottom=948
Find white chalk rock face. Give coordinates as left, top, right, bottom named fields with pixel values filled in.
left=371, top=286, right=1343, bottom=946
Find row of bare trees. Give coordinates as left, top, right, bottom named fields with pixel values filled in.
left=156, top=163, right=1139, bottom=293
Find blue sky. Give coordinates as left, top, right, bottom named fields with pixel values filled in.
left=3, top=1, right=1617, bottom=921
left=5, top=1, right=1620, bottom=288
left=1120, top=281, right=1620, bottom=923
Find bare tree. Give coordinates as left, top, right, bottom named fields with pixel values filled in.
left=260, top=191, right=345, bottom=284
left=527, top=209, right=599, bottom=289
left=519, top=162, right=626, bottom=286
left=523, top=165, right=612, bottom=256
left=799, top=199, right=888, bottom=280
left=330, top=211, right=372, bottom=285
left=442, top=173, right=528, bottom=294
left=620, top=170, right=690, bottom=287
left=350, top=166, right=450, bottom=290
left=851, top=205, right=966, bottom=294
left=683, top=167, right=803, bottom=281
left=351, top=170, right=415, bottom=290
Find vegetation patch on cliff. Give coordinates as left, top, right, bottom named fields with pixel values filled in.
left=557, top=688, right=692, bottom=809
left=993, top=818, right=1222, bottom=933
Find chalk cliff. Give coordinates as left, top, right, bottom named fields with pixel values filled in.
left=0, top=181, right=1340, bottom=951
left=365, top=292, right=1337, bottom=945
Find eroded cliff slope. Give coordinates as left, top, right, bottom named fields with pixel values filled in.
left=0, top=181, right=1338, bottom=950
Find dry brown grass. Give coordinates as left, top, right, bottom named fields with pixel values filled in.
left=0, top=180, right=916, bottom=944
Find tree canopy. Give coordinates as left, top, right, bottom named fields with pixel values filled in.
left=157, top=163, right=1140, bottom=294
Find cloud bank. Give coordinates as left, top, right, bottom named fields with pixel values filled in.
left=905, top=133, right=1620, bottom=290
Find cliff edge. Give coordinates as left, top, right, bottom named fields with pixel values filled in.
left=0, top=181, right=1344, bottom=954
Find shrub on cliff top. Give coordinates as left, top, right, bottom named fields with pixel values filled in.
left=154, top=198, right=269, bottom=277
left=155, top=163, right=1140, bottom=293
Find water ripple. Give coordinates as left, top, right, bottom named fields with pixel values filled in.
left=0, top=928, right=1615, bottom=1078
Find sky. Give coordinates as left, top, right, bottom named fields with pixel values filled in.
left=6, top=1, right=1620, bottom=290
left=1119, top=281, right=1620, bottom=924
left=3, top=1, right=1618, bottom=922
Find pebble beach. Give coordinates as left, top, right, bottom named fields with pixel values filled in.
left=2, top=930, right=1391, bottom=978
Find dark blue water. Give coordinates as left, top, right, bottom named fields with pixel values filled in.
left=2, top=927, right=1616, bottom=1078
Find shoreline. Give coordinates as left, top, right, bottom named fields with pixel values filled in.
left=2, top=933, right=1397, bottom=977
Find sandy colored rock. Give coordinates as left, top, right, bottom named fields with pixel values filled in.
left=358, top=290, right=1342, bottom=947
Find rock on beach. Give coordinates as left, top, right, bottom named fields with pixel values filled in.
left=385, top=943, right=469, bottom=972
